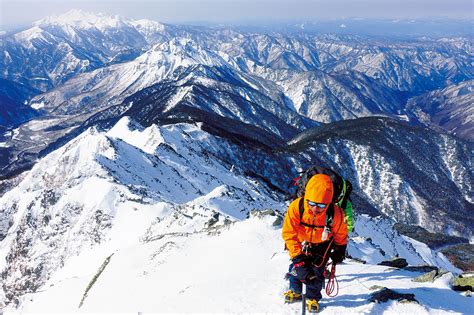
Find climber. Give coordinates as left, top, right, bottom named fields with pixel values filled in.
left=282, top=174, right=348, bottom=313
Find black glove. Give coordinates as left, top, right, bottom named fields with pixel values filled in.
left=290, top=254, right=315, bottom=282
left=330, top=244, right=347, bottom=264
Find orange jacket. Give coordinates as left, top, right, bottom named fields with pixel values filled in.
left=282, top=174, right=348, bottom=258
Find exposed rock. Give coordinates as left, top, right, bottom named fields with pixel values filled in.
left=272, top=216, right=283, bottom=227
left=394, top=223, right=469, bottom=250
left=348, top=256, right=367, bottom=264
left=452, top=273, right=474, bottom=291
left=413, top=270, right=437, bottom=283
left=369, top=285, right=385, bottom=291
left=441, top=244, right=474, bottom=272
left=205, top=212, right=220, bottom=228
left=378, top=257, right=408, bottom=268
left=412, top=269, right=449, bottom=283
left=369, top=287, right=418, bottom=304
left=404, top=265, right=439, bottom=273
left=249, top=209, right=283, bottom=227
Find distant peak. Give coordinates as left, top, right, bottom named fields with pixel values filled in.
left=34, top=9, right=128, bottom=29
left=130, top=19, right=165, bottom=32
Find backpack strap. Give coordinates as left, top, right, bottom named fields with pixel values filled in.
left=326, top=203, right=334, bottom=227
left=339, top=179, right=353, bottom=209
left=298, top=198, right=304, bottom=220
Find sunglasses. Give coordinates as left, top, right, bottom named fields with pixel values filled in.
left=307, top=200, right=327, bottom=209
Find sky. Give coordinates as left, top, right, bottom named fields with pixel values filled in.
left=0, top=0, right=473, bottom=30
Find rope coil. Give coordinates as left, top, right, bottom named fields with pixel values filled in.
left=325, top=263, right=339, bottom=297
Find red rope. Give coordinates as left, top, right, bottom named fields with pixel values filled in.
left=325, top=263, right=339, bottom=297
left=312, top=239, right=334, bottom=268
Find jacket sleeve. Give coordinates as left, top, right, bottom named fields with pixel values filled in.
left=332, top=205, right=348, bottom=245
left=282, top=200, right=302, bottom=259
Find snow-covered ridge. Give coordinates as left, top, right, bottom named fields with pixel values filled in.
left=34, top=9, right=166, bottom=36
left=131, top=18, right=166, bottom=33
left=407, top=80, right=474, bottom=141
left=0, top=117, right=284, bottom=307
left=136, top=38, right=228, bottom=69
left=0, top=117, right=466, bottom=311
left=34, top=9, right=130, bottom=29
left=29, top=38, right=230, bottom=114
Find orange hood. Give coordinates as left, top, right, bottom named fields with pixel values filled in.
left=304, top=174, right=334, bottom=205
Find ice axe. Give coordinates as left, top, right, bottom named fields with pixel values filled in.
left=302, top=282, right=306, bottom=315
left=301, top=274, right=317, bottom=315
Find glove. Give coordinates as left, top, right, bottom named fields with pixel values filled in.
left=290, top=254, right=315, bottom=282
left=331, top=244, right=347, bottom=264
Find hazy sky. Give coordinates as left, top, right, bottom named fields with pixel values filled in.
left=1, top=0, right=473, bottom=29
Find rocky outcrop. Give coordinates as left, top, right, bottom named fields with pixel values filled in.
left=369, top=287, right=418, bottom=304
left=378, top=257, right=408, bottom=268
left=441, top=244, right=474, bottom=272
left=404, top=266, right=439, bottom=273
left=412, top=269, right=449, bottom=283
left=452, top=273, right=474, bottom=291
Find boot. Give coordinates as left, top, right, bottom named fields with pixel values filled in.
left=306, top=299, right=320, bottom=313
left=283, top=290, right=302, bottom=303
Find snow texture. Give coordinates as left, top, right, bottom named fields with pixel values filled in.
left=1, top=118, right=470, bottom=314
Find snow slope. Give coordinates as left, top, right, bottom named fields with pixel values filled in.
left=11, top=214, right=470, bottom=314
left=0, top=117, right=282, bottom=307
left=1, top=117, right=469, bottom=313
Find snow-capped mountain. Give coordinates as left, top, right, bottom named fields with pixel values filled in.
left=118, top=64, right=318, bottom=140
left=1, top=10, right=168, bottom=91
left=28, top=38, right=229, bottom=115
left=0, top=117, right=470, bottom=311
left=286, top=117, right=473, bottom=238
left=254, top=68, right=407, bottom=122
left=313, top=36, right=473, bottom=92
left=1, top=12, right=471, bottom=166
left=1, top=10, right=473, bottom=312
left=2, top=11, right=468, bottom=180
left=0, top=117, right=284, bottom=307
left=407, top=80, right=474, bottom=141
left=3, top=11, right=473, bottom=98
left=213, top=33, right=473, bottom=93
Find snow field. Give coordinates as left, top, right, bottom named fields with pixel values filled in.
left=14, top=214, right=472, bottom=314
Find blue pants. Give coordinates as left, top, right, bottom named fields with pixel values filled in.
left=288, top=240, right=332, bottom=301
left=288, top=262, right=326, bottom=301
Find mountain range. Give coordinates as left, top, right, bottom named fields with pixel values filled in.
left=0, top=10, right=473, bottom=311
left=407, top=80, right=473, bottom=140
left=1, top=12, right=472, bottom=177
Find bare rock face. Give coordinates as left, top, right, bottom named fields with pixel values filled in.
left=441, top=244, right=474, bottom=272
left=394, top=223, right=469, bottom=250
left=404, top=266, right=439, bottom=273
left=412, top=269, right=449, bottom=283
left=369, top=287, right=418, bottom=304
left=378, top=257, right=408, bottom=269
